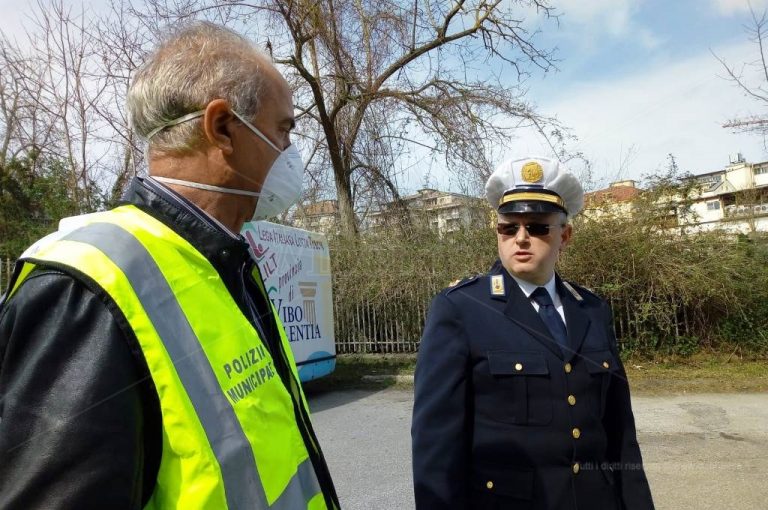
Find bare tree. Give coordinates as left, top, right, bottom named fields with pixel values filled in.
left=92, top=2, right=155, bottom=204
left=0, top=1, right=113, bottom=212
left=27, top=0, right=114, bottom=210
left=716, top=5, right=768, bottom=144
left=0, top=34, right=60, bottom=169
left=131, top=0, right=562, bottom=234
left=0, top=40, right=25, bottom=167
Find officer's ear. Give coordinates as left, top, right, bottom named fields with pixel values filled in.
left=560, top=222, right=572, bottom=250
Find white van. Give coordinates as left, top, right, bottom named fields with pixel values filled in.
left=241, top=221, right=336, bottom=382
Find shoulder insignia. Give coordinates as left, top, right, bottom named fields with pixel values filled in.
left=445, top=274, right=480, bottom=293
left=562, top=280, right=584, bottom=302
left=563, top=280, right=607, bottom=303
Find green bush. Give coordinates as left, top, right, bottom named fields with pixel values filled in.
left=329, top=224, right=498, bottom=352
left=329, top=208, right=768, bottom=356
left=559, top=213, right=768, bottom=355
left=1, top=154, right=101, bottom=259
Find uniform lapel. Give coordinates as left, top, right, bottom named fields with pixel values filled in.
left=499, top=267, right=564, bottom=359
left=556, top=275, right=591, bottom=362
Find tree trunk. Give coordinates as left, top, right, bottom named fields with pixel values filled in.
left=334, top=169, right=357, bottom=234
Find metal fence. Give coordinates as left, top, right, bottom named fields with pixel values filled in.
left=0, top=250, right=432, bottom=352
left=2, top=255, right=761, bottom=356
left=0, top=250, right=731, bottom=355
left=330, top=284, right=716, bottom=355
left=1, top=257, right=14, bottom=295
left=332, top=279, right=443, bottom=354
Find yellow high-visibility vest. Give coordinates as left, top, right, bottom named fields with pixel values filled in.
left=7, top=205, right=330, bottom=510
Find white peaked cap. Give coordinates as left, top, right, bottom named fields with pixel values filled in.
left=485, top=156, right=584, bottom=217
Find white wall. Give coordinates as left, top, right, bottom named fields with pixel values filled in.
left=724, top=164, right=753, bottom=190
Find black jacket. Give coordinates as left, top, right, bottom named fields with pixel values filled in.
left=0, top=177, right=339, bottom=509
left=411, top=263, right=654, bottom=510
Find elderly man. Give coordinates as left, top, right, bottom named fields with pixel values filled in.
left=0, top=23, right=339, bottom=509
left=412, top=156, right=654, bottom=509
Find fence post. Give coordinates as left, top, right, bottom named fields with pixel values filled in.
left=1, top=257, right=10, bottom=294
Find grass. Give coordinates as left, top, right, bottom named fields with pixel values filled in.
left=303, top=351, right=768, bottom=395
left=623, top=352, right=768, bottom=395
left=303, top=354, right=417, bottom=392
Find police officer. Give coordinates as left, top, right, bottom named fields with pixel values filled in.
left=411, top=156, right=654, bottom=509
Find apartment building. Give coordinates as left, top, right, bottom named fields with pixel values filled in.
left=292, top=199, right=340, bottom=235
left=583, top=154, right=768, bottom=234
left=686, top=154, right=768, bottom=233
left=364, top=188, right=488, bottom=234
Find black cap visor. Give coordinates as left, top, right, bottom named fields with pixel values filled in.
left=498, top=201, right=566, bottom=215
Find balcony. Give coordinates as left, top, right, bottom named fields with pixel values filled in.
left=724, top=203, right=768, bottom=218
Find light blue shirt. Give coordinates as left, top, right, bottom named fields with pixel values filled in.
left=509, top=272, right=567, bottom=325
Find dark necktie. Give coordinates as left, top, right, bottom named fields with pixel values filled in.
left=531, top=287, right=569, bottom=349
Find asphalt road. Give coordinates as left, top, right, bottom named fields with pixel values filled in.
left=308, top=389, right=768, bottom=510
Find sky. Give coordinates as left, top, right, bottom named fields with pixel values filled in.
left=2, top=0, right=768, bottom=194
left=507, top=0, right=768, bottom=190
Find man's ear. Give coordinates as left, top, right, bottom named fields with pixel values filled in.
left=203, top=99, right=236, bottom=155
left=560, top=223, right=573, bottom=250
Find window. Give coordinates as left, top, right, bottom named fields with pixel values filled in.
left=706, top=200, right=720, bottom=211
left=754, top=165, right=768, bottom=175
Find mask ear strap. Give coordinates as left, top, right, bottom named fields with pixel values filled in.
left=146, top=110, right=206, bottom=140
left=231, top=110, right=283, bottom=153
left=152, top=176, right=262, bottom=198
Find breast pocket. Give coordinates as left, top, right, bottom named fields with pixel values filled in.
left=486, top=351, right=552, bottom=426
left=582, top=350, right=620, bottom=418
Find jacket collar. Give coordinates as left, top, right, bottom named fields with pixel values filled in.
left=120, top=177, right=252, bottom=267
left=489, top=261, right=590, bottom=360
left=500, top=266, right=564, bottom=359
left=556, top=275, right=591, bottom=361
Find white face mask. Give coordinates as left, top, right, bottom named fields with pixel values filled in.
left=146, top=109, right=304, bottom=221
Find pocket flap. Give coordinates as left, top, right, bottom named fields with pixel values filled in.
left=487, top=351, right=549, bottom=375
left=582, top=350, right=618, bottom=374
left=473, top=467, right=534, bottom=499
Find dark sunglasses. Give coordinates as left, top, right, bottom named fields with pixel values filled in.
left=496, top=222, right=562, bottom=237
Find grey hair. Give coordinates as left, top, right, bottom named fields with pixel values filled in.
left=128, top=21, right=268, bottom=154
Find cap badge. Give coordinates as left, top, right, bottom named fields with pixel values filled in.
left=521, top=161, right=543, bottom=183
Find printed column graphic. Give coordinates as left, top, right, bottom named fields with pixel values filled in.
left=299, top=281, right=318, bottom=325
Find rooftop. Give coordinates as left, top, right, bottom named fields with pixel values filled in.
left=584, top=181, right=642, bottom=206
left=300, top=200, right=338, bottom=217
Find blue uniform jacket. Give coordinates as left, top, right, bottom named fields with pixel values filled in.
left=412, top=262, right=654, bottom=510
